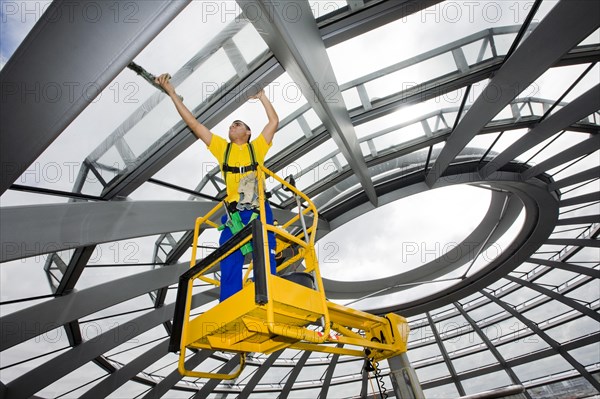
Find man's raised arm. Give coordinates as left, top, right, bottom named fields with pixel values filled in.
left=155, top=74, right=212, bottom=146
left=252, top=89, right=279, bottom=145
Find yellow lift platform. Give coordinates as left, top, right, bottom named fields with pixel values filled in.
left=169, top=166, right=410, bottom=380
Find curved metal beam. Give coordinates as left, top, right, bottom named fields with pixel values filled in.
left=0, top=0, right=190, bottom=195
left=323, top=188, right=520, bottom=298
left=372, top=177, right=559, bottom=316
left=426, top=0, right=600, bottom=187
left=240, top=0, right=378, bottom=206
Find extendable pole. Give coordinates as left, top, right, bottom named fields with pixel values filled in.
left=387, top=353, right=425, bottom=399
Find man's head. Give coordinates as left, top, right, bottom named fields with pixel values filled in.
left=229, top=120, right=251, bottom=143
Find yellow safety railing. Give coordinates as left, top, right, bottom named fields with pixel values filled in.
left=171, top=166, right=410, bottom=380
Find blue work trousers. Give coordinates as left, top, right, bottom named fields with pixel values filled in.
left=219, top=202, right=277, bottom=302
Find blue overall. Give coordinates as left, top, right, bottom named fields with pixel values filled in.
left=219, top=201, right=277, bottom=302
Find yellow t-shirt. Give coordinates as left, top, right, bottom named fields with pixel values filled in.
left=208, top=134, right=271, bottom=202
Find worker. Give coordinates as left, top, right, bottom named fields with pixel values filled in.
left=155, top=74, right=279, bottom=302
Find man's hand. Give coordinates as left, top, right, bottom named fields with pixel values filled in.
left=250, top=89, right=265, bottom=100
left=155, top=73, right=177, bottom=98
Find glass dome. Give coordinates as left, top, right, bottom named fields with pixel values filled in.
left=1, top=1, right=599, bottom=398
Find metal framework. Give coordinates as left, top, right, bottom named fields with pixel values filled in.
left=1, top=0, right=599, bottom=398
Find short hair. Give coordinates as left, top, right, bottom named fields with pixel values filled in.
left=233, top=120, right=251, bottom=131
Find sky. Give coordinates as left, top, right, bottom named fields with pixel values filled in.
left=1, top=0, right=599, bottom=396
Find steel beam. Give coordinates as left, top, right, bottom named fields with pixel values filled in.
left=556, top=215, right=600, bottom=226
left=426, top=0, right=600, bottom=187
left=481, top=84, right=600, bottom=178
left=549, top=167, right=600, bottom=192
left=191, top=356, right=241, bottom=399
left=527, top=258, right=600, bottom=279
left=319, top=348, right=342, bottom=399
left=80, top=339, right=169, bottom=399
left=142, top=350, right=212, bottom=399
left=505, top=275, right=599, bottom=322
left=240, top=0, right=378, bottom=206
left=0, top=0, right=190, bottom=195
left=454, top=302, right=529, bottom=397
left=426, top=312, right=465, bottom=396
left=1, top=263, right=189, bottom=351
left=522, top=135, right=600, bottom=181
left=481, top=290, right=600, bottom=391
left=546, top=238, right=600, bottom=248
left=238, top=351, right=283, bottom=399
left=279, top=351, right=312, bottom=399
left=0, top=200, right=219, bottom=263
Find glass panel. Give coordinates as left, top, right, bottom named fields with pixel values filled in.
left=410, top=344, right=443, bottom=364
left=500, top=286, right=539, bottom=307
left=327, top=1, right=534, bottom=85
left=459, top=132, right=500, bottom=161
left=485, top=129, right=528, bottom=157
left=565, top=280, right=600, bottom=305
left=79, top=294, right=154, bottom=341
left=484, top=315, right=531, bottom=342
left=545, top=316, right=600, bottom=343
left=0, top=325, right=70, bottom=384
left=519, top=64, right=592, bottom=107
left=415, top=361, right=450, bottom=383
left=528, top=374, right=600, bottom=399
left=495, top=336, right=550, bottom=360
left=309, top=0, right=347, bottom=21
left=566, top=246, right=600, bottom=263
left=521, top=301, right=572, bottom=325
left=0, top=190, right=72, bottom=206
left=0, top=255, right=54, bottom=305
left=104, top=325, right=166, bottom=364
left=523, top=132, right=589, bottom=167
left=38, top=361, right=107, bottom=397
left=442, top=332, right=483, bottom=354
left=560, top=202, right=600, bottom=219
left=423, top=383, right=460, bottom=399
left=108, top=381, right=152, bottom=399
left=467, top=301, right=505, bottom=323
left=327, top=380, right=364, bottom=399
left=288, top=387, right=321, bottom=398
left=364, top=53, right=457, bottom=100
left=551, top=148, right=599, bottom=180
left=533, top=269, right=578, bottom=288
left=452, top=349, right=497, bottom=373
left=462, top=370, right=512, bottom=395
left=568, top=343, right=600, bottom=367
left=512, top=354, right=572, bottom=382
left=150, top=139, right=219, bottom=194
left=563, top=63, right=600, bottom=103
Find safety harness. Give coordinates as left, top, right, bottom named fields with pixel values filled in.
left=219, top=142, right=260, bottom=255
left=222, top=142, right=258, bottom=180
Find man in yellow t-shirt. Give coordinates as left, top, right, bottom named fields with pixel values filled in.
left=156, top=74, right=279, bottom=301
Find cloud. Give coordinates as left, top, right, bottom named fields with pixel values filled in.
left=0, top=1, right=50, bottom=63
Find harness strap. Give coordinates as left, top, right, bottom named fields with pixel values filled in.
left=222, top=142, right=258, bottom=180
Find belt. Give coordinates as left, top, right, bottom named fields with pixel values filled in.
left=222, top=164, right=258, bottom=174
